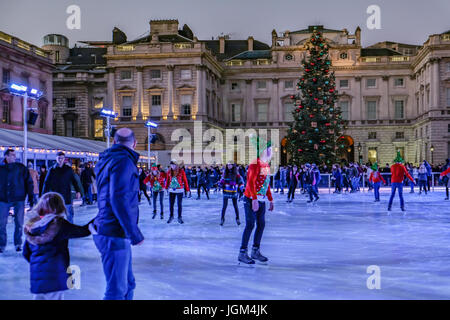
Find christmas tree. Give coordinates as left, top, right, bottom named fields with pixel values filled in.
left=286, top=26, right=344, bottom=165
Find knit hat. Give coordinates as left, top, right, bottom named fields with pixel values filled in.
left=249, top=134, right=272, bottom=158
left=151, top=163, right=158, bottom=171
left=170, top=159, right=178, bottom=165
left=393, top=151, right=404, bottom=163
left=371, top=162, right=378, bottom=171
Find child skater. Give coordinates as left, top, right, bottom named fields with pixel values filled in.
left=144, top=164, right=166, bottom=219
left=219, top=162, right=244, bottom=226
left=23, top=192, right=92, bottom=300
left=368, top=163, right=386, bottom=202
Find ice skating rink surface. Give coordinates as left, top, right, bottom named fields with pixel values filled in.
left=1, top=188, right=449, bottom=300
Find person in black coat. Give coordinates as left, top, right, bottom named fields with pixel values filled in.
left=138, top=168, right=151, bottom=205
left=80, top=163, right=95, bottom=205
left=196, top=167, right=210, bottom=200
left=0, top=149, right=34, bottom=253
left=287, top=165, right=299, bottom=203
left=42, top=152, right=81, bottom=223
left=91, top=128, right=144, bottom=300
left=38, top=165, right=47, bottom=198
left=23, top=192, right=91, bottom=300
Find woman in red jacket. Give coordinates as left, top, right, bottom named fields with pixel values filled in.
left=144, top=164, right=166, bottom=220
left=165, top=160, right=189, bottom=224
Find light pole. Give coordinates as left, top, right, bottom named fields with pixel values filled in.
left=100, top=108, right=117, bottom=149
left=145, top=120, right=158, bottom=168
left=430, top=145, right=434, bottom=165
left=7, top=84, right=42, bottom=164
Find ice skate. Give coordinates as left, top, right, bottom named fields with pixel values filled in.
left=251, top=247, right=268, bottom=264
left=238, top=250, right=255, bottom=266
left=15, top=245, right=22, bottom=252
left=220, top=217, right=225, bottom=226
left=152, top=210, right=157, bottom=219
left=236, top=218, right=241, bottom=226
left=178, top=217, right=184, bottom=224
left=167, top=216, right=174, bottom=224
left=160, top=212, right=164, bottom=219
left=314, top=196, right=319, bottom=202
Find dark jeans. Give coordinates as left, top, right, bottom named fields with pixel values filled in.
left=373, top=182, right=381, bottom=200
left=287, top=182, right=297, bottom=201
left=306, top=184, right=319, bottom=201
left=152, top=191, right=164, bottom=213
left=0, top=201, right=25, bottom=249
left=221, top=197, right=239, bottom=219
left=169, top=192, right=183, bottom=218
left=240, top=197, right=265, bottom=250
left=388, top=182, right=404, bottom=208
left=138, top=187, right=150, bottom=203
left=197, top=184, right=209, bottom=199
left=93, top=235, right=135, bottom=300
left=82, top=183, right=92, bottom=204
left=418, top=180, right=427, bottom=193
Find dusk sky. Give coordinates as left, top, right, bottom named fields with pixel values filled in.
left=0, top=0, right=449, bottom=48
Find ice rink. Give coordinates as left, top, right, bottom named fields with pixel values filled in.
left=1, top=187, right=450, bottom=300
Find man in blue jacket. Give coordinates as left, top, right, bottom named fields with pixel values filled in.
left=0, top=149, right=34, bottom=253
left=92, top=128, right=144, bottom=300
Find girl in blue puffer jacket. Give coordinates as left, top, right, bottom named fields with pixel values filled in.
left=23, top=192, right=91, bottom=300
left=219, top=162, right=244, bottom=226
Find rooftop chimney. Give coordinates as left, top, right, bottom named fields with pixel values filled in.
left=219, top=36, right=225, bottom=54
left=247, top=36, right=254, bottom=51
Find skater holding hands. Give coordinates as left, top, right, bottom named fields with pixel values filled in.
left=144, top=164, right=166, bottom=219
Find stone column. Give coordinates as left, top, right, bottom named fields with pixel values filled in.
left=244, top=79, right=252, bottom=124
left=382, top=75, right=389, bottom=119
left=354, top=76, right=361, bottom=120
left=431, top=58, right=440, bottom=109
left=106, top=67, right=116, bottom=112
left=167, top=65, right=174, bottom=117
left=195, top=65, right=203, bottom=118
left=271, top=78, right=279, bottom=122
left=136, top=66, right=144, bottom=119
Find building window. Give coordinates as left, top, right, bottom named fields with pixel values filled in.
left=93, top=97, right=103, bottom=109
left=150, top=69, right=161, bottom=80
left=65, top=119, right=75, bottom=137
left=2, top=100, right=10, bottom=124
left=339, top=101, right=349, bottom=120
left=39, top=109, right=46, bottom=129
left=397, top=147, right=405, bottom=160
left=284, top=80, right=293, bottom=89
left=368, top=132, right=377, bottom=139
left=231, top=103, right=241, bottom=122
left=94, top=119, right=104, bottom=138
left=447, top=88, right=450, bottom=107
left=120, top=70, right=132, bottom=80
left=256, top=80, right=266, bottom=90
left=151, top=95, right=162, bottom=116
left=366, top=78, right=376, bottom=88
left=122, top=96, right=132, bottom=116
left=447, top=62, right=450, bottom=72
left=180, top=69, right=191, bottom=80
left=55, top=51, right=60, bottom=63
left=2, top=69, right=10, bottom=84
left=257, top=103, right=268, bottom=122
left=39, top=80, right=46, bottom=93
left=180, top=94, right=192, bottom=115
left=394, top=78, right=404, bottom=87
left=284, top=102, right=295, bottom=121
left=339, top=80, right=349, bottom=88
left=67, top=98, right=76, bottom=108
left=395, top=132, right=404, bottom=139
left=394, top=100, right=404, bottom=119
left=366, top=101, right=377, bottom=120
left=448, top=123, right=450, bottom=133
left=339, top=52, right=348, bottom=59
left=368, top=147, right=377, bottom=164
left=231, top=82, right=239, bottom=91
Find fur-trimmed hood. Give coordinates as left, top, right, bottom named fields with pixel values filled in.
left=24, top=211, right=67, bottom=246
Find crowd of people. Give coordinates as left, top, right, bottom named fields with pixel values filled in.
left=1, top=128, right=450, bottom=300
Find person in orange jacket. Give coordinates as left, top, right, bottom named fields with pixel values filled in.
left=144, top=164, right=166, bottom=219
left=388, top=152, right=414, bottom=211
left=165, top=160, right=189, bottom=224
left=369, top=162, right=386, bottom=202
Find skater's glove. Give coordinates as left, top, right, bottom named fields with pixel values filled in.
left=88, top=222, right=98, bottom=235
left=268, top=201, right=274, bottom=212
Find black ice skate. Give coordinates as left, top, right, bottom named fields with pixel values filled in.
left=314, top=196, right=319, bottom=202
left=220, top=217, right=225, bottom=226
left=251, top=247, right=268, bottom=264
left=160, top=212, right=164, bottom=219
left=238, top=249, right=255, bottom=266
left=152, top=210, right=157, bottom=219
left=236, top=218, right=241, bottom=226
left=178, top=217, right=184, bottom=224
left=167, top=216, right=174, bottom=224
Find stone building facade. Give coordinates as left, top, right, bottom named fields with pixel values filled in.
left=44, top=20, right=450, bottom=166
left=0, top=30, right=53, bottom=134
